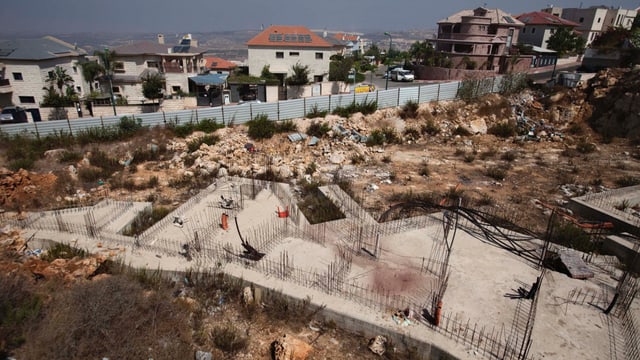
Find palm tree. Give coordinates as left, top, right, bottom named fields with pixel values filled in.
left=79, top=60, right=104, bottom=92
left=45, top=66, right=74, bottom=96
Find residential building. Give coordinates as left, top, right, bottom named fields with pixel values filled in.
left=435, top=7, right=525, bottom=71
left=106, top=34, right=206, bottom=103
left=327, top=32, right=365, bottom=56
left=0, top=36, right=88, bottom=109
left=517, top=12, right=580, bottom=49
left=246, top=25, right=335, bottom=84
left=543, top=6, right=638, bottom=46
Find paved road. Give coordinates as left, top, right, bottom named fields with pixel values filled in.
left=356, top=70, right=421, bottom=91
left=528, top=64, right=581, bottom=84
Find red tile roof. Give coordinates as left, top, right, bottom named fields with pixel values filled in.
left=333, top=33, right=359, bottom=42
left=204, top=56, right=237, bottom=70
left=247, top=25, right=333, bottom=48
left=516, top=12, right=580, bottom=27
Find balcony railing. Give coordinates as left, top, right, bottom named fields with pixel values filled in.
left=0, top=79, right=10, bottom=86
left=163, top=64, right=195, bottom=73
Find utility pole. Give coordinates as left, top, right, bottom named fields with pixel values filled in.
left=384, top=32, right=392, bottom=90
left=104, top=48, right=117, bottom=116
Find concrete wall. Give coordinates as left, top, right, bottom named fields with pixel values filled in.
left=561, top=8, right=608, bottom=45
left=414, top=65, right=497, bottom=81
left=247, top=46, right=333, bottom=81
left=286, top=82, right=350, bottom=99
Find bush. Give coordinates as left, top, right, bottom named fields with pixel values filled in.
left=41, top=242, right=88, bottom=262
left=421, top=119, right=441, bottom=135
left=488, top=122, right=517, bottom=138
left=486, top=165, right=507, bottom=181
left=403, top=127, right=420, bottom=141
left=305, top=162, right=317, bottom=175
left=123, top=206, right=171, bottom=236
left=0, top=273, right=42, bottom=356
left=501, top=150, right=518, bottom=162
left=8, top=158, right=34, bottom=171
left=306, top=104, right=328, bottom=118
left=212, top=324, right=249, bottom=353
left=117, top=116, right=143, bottom=137
left=419, top=164, right=430, bottom=176
left=399, top=100, right=419, bottom=119
left=187, top=134, right=220, bottom=153
left=576, top=140, right=596, bottom=154
left=247, top=114, right=276, bottom=139
left=196, top=118, right=224, bottom=133
left=332, top=100, right=377, bottom=117
left=366, top=129, right=385, bottom=146
left=59, top=151, right=83, bottom=163
left=306, top=121, right=331, bottom=137
left=298, top=180, right=345, bottom=224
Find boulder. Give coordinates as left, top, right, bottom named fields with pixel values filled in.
left=271, top=334, right=312, bottom=360
left=368, top=335, right=387, bottom=356
left=329, top=153, right=345, bottom=165
left=468, top=119, right=487, bottom=134
left=194, top=350, right=212, bottom=360
left=242, top=286, right=254, bottom=305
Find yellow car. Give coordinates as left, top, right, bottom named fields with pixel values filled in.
left=354, top=84, right=376, bottom=93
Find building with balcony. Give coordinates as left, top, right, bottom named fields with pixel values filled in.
left=517, top=12, right=580, bottom=50
left=542, top=6, right=637, bottom=46
left=0, top=36, right=88, bottom=109
left=435, top=7, right=525, bottom=72
left=105, top=34, right=206, bottom=103
left=246, top=25, right=335, bottom=84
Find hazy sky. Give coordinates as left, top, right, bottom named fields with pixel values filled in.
left=2, top=0, right=639, bottom=35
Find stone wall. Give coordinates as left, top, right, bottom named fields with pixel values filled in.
left=414, top=65, right=497, bottom=81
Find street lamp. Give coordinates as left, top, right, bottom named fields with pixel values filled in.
left=103, top=48, right=117, bottom=116
left=384, top=32, right=392, bottom=90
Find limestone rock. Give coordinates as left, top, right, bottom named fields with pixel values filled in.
left=468, top=119, right=487, bottom=134
left=195, top=350, right=212, bottom=360
left=242, top=286, right=254, bottom=305
left=271, top=334, right=312, bottom=360
left=368, top=335, right=387, bottom=356
left=329, top=153, right=345, bottom=165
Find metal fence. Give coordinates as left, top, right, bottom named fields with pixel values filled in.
left=0, top=77, right=505, bottom=138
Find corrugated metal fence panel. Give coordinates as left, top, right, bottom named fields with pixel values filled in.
left=279, top=99, right=304, bottom=120
left=220, top=104, right=252, bottom=125
left=305, top=96, right=330, bottom=115
left=101, top=116, right=124, bottom=128
left=196, top=107, right=224, bottom=124
left=354, top=92, right=377, bottom=106
left=1, top=122, right=39, bottom=136
left=439, top=81, right=460, bottom=100
left=478, top=77, right=496, bottom=97
left=250, top=102, right=278, bottom=120
left=419, top=84, right=440, bottom=103
left=399, top=87, right=419, bottom=105
left=34, top=120, right=71, bottom=136
left=329, top=94, right=354, bottom=112
left=493, top=76, right=504, bottom=93
left=137, top=112, right=165, bottom=127
left=376, top=89, right=398, bottom=109
left=69, top=118, right=103, bottom=133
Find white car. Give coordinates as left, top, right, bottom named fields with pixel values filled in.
left=390, top=69, right=414, bottom=82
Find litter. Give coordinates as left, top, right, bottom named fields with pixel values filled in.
left=287, top=133, right=308, bottom=142
left=308, top=136, right=319, bottom=146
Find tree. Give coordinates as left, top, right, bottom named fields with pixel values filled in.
left=45, top=66, right=74, bottom=96
left=285, top=63, right=309, bottom=85
left=329, top=56, right=354, bottom=81
left=546, top=27, right=586, bottom=56
left=79, top=60, right=104, bottom=92
left=260, top=65, right=276, bottom=80
left=364, top=44, right=381, bottom=60
left=141, top=72, right=165, bottom=104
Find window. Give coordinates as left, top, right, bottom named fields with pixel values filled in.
left=579, top=17, right=584, bottom=23
left=12, top=72, right=23, bottom=80
left=19, top=96, right=35, bottom=104
left=276, top=52, right=284, bottom=59
left=113, top=62, right=124, bottom=72
left=112, top=86, right=120, bottom=93
left=315, top=52, right=323, bottom=59
left=522, top=28, right=526, bottom=33
left=72, top=66, right=77, bottom=74
left=313, top=75, right=323, bottom=82
left=76, top=86, right=81, bottom=93
left=172, top=86, right=181, bottom=92
left=289, top=52, right=299, bottom=56
left=597, top=17, right=601, bottom=23
left=531, top=27, right=536, bottom=34
left=147, top=61, right=159, bottom=68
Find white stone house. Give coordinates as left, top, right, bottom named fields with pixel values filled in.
left=543, top=6, right=638, bottom=46
left=516, top=12, right=580, bottom=50
left=105, top=34, right=206, bottom=104
left=0, top=36, right=89, bottom=109
left=246, top=25, right=336, bottom=84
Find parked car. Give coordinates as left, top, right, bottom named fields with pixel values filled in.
left=0, top=106, right=28, bottom=124
left=382, top=65, right=403, bottom=79
left=390, top=69, right=415, bottom=82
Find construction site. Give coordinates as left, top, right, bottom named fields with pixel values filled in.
left=2, top=68, right=640, bottom=359
left=5, top=172, right=637, bottom=360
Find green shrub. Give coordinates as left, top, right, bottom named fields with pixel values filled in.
left=305, top=162, right=317, bottom=175
left=59, top=151, right=83, bottom=163
left=399, top=100, right=419, bottom=119
left=8, top=158, right=34, bottom=171
left=419, top=164, right=430, bottom=176
left=366, top=129, right=385, bottom=146
left=501, top=150, right=518, bottom=162
left=41, top=242, right=88, bottom=262
left=403, top=127, right=420, bottom=140
left=247, top=114, right=276, bottom=139
left=463, top=153, right=476, bottom=163
left=421, top=119, right=441, bottom=135
left=576, top=140, right=596, bottom=154
left=78, top=167, right=104, bottom=182
left=351, top=154, right=366, bottom=164
left=195, top=118, right=224, bottom=133
left=550, top=221, right=595, bottom=253
left=488, top=122, right=517, bottom=138
left=123, top=206, right=171, bottom=236
left=306, top=121, right=331, bottom=137
left=277, top=120, right=297, bottom=132
left=187, top=134, right=220, bottom=153
left=117, top=116, right=143, bottom=137
left=332, top=99, right=377, bottom=117
left=306, top=104, right=328, bottom=118
left=486, top=165, right=507, bottom=181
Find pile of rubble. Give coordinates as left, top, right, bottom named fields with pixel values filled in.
left=0, top=168, right=58, bottom=210
left=587, top=68, right=640, bottom=138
